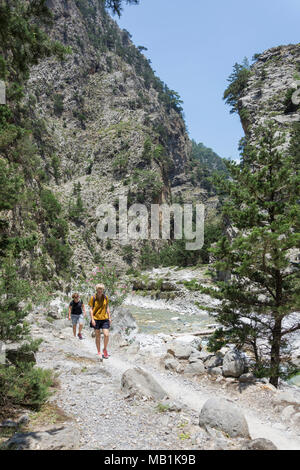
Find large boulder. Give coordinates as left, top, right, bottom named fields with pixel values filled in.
left=110, top=306, right=138, bottom=337
left=184, top=361, right=205, bottom=376
left=273, top=390, right=300, bottom=407
left=204, top=354, right=223, bottom=369
left=164, top=358, right=182, bottom=373
left=199, top=398, right=250, bottom=438
left=174, top=335, right=202, bottom=351
left=189, top=351, right=204, bottom=363
left=167, top=342, right=193, bottom=360
left=2, top=426, right=80, bottom=450
left=222, top=349, right=245, bottom=378
left=121, top=367, right=167, bottom=400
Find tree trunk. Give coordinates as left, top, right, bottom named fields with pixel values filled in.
left=269, top=318, right=282, bottom=388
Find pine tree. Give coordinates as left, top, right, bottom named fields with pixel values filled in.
left=0, top=0, right=69, bottom=414
left=202, top=122, right=300, bottom=387
left=223, top=58, right=252, bottom=114
left=105, top=0, right=139, bottom=17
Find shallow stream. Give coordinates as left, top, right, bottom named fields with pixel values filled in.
left=128, top=304, right=213, bottom=335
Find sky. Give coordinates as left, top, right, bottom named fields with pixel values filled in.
left=116, top=0, right=300, bottom=161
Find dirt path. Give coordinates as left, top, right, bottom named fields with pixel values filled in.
left=34, top=326, right=300, bottom=451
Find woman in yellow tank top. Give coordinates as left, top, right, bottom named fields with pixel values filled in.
left=89, top=284, right=111, bottom=359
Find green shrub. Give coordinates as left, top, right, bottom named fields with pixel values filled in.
left=112, top=154, right=128, bottom=176
left=122, top=245, right=134, bottom=264
left=0, top=158, right=23, bottom=211
left=0, top=363, right=54, bottom=410
left=40, top=189, right=61, bottom=220
left=53, top=93, right=64, bottom=116
left=45, top=238, right=72, bottom=272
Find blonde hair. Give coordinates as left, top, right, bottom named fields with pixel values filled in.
left=95, top=284, right=105, bottom=291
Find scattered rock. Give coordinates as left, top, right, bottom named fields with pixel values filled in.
left=281, top=405, right=295, bottom=421
left=204, top=354, right=223, bottom=369
left=184, top=361, right=205, bottom=376
left=208, top=367, right=223, bottom=376
left=188, top=351, right=203, bottom=363
left=199, top=398, right=250, bottom=438
left=222, top=349, right=245, bottom=378
left=126, top=342, right=140, bottom=355
left=160, top=399, right=182, bottom=412
left=47, top=311, right=61, bottom=320
left=241, top=438, right=278, bottom=450
left=164, top=358, right=181, bottom=372
left=239, top=373, right=256, bottom=383
left=121, top=367, right=167, bottom=401
left=167, top=342, right=192, bottom=360
left=292, top=413, right=300, bottom=427
left=273, top=390, right=300, bottom=407
left=173, top=335, right=202, bottom=351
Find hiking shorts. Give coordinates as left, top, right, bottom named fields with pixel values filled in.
left=71, top=314, right=84, bottom=326
left=94, top=319, right=110, bottom=330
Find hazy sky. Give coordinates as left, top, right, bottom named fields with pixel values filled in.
left=116, top=0, right=299, bottom=160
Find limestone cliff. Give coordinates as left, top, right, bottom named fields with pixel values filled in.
left=23, top=0, right=220, bottom=277
left=238, top=43, right=300, bottom=138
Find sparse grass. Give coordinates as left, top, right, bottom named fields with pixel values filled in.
left=64, top=353, right=97, bottom=365
left=194, top=302, right=215, bottom=313
left=178, top=432, right=191, bottom=440
left=182, top=279, right=202, bottom=291
left=28, top=402, right=71, bottom=429
left=177, top=420, right=189, bottom=429
left=156, top=403, right=170, bottom=413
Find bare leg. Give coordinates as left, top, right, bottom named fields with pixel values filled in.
left=95, top=330, right=101, bottom=353
left=103, top=330, right=109, bottom=350
left=72, top=324, right=77, bottom=337
left=79, top=323, right=83, bottom=335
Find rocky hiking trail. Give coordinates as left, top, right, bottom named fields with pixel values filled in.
left=4, top=314, right=300, bottom=451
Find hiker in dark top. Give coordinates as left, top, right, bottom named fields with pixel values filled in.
left=68, top=293, right=86, bottom=340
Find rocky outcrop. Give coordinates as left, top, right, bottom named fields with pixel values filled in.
left=2, top=426, right=80, bottom=450
left=110, top=306, right=138, bottom=337
left=238, top=44, right=300, bottom=140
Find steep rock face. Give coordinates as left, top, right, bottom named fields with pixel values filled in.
left=25, top=0, right=218, bottom=275
left=220, top=44, right=300, bottom=272
left=238, top=44, right=300, bottom=137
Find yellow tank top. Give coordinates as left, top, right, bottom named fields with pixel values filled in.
left=88, top=295, right=109, bottom=320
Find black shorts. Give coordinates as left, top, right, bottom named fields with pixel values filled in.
left=94, top=319, right=110, bottom=330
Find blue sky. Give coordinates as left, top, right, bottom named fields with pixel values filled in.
left=116, top=0, right=299, bottom=160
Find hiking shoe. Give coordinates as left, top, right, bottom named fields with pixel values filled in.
left=102, top=349, right=109, bottom=359
left=78, top=333, right=83, bottom=340
left=97, top=351, right=103, bottom=360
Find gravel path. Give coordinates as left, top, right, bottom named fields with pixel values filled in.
left=33, top=324, right=300, bottom=450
